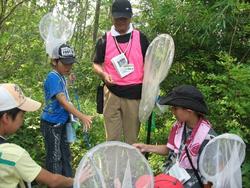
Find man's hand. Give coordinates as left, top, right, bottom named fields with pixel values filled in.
left=103, top=72, right=114, bottom=85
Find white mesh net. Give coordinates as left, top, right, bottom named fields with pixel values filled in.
left=139, top=34, right=175, bottom=123
left=74, top=141, right=154, bottom=188
left=39, top=11, right=74, bottom=58
left=199, top=133, right=246, bottom=188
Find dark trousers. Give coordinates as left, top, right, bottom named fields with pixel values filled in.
left=40, top=120, right=73, bottom=177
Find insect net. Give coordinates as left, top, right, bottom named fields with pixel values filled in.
left=199, top=133, right=246, bottom=188
left=74, top=141, right=154, bottom=188
left=39, top=11, right=74, bottom=58
left=139, top=34, right=175, bottom=123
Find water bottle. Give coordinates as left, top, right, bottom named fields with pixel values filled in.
left=66, top=122, right=76, bottom=143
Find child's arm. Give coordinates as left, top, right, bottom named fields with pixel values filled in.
left=36, top=165, right=93, bottom=187
left=36, top=168, right=73, bottom=187
left=133, top=143, right=169, bottom=156
left=56, top=93, right=92, bottom=129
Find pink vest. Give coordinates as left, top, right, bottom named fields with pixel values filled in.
left=104, top=30, right=144, bottom=85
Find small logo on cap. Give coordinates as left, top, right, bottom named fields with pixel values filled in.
left=60, top=47, right=74, bottom=57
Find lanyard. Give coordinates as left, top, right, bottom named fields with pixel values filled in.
left=184, top=124, right=203, bottom=187
left=176, top=124, right=188, bottom=160
left=51, top=71, right=70, bottom=101
left=184, top=124, right=187, bottom=143
left=113, top=31, right=133, bottom=56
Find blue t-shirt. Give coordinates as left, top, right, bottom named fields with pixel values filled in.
left=41, top=71, right=69, bottom=124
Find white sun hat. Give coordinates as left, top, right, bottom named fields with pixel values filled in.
left=0, top=83, right=41, bottom=112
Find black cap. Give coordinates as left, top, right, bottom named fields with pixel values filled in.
left=159, top=85, right=208, bottom=114
left=52, top=43, right=76, bottom=64
left=112, top=0, right=133, bottom=18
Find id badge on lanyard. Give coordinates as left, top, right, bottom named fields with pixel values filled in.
left=111, top=53, right=134, bottom=78
left=168, top=160, right=191, bottom=184
left=111, top=33, right=134, bottom=78
left=168, top=126, right=191, bottom=184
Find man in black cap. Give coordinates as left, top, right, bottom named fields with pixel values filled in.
left=134, top=85, right=216, bottom=188
left=93, top=0, right=149, bottom=144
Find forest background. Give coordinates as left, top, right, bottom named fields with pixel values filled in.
left=0, top=0, right=249, bottom=187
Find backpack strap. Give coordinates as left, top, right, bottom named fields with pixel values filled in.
left=0, top=136, right=7, bottom=144
left=184, top=125, right=203, bottom=188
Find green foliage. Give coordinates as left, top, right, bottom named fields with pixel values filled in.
left=202, top=52, right=250, bottom=139
left=0, top=0, right=249, bottom=187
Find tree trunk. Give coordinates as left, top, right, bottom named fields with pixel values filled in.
left=92, top=0, right=101, bottom=44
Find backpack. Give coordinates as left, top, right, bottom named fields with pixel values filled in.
left=154, top=174, right=184, bottom=188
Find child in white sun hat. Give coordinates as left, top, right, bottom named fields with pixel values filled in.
left=0, top=83, right=92, bottom=188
